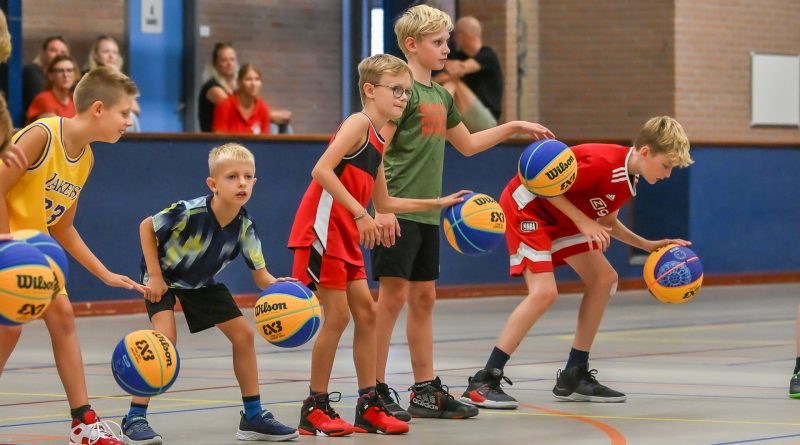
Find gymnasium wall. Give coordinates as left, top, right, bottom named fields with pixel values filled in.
left=63, top=137, right=800, bottom=303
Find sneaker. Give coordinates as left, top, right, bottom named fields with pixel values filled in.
left=121, top=416, right=162, bottom=445
left=407, top=376, right=479, bottom=419
left=298, top=392, right=354, bottom=437
left=552, top=364, right=626, bottom=402
left=461, top=368, right=519, bottom=409
left=376, top=382, right=411, bottom=422
left=353, top=390, right=409, bottom=434
left=70, top=410, right=124, bottom=445
left=790, top=373, right=800, bottom=399
left=236, top=410, right=299, bottom=441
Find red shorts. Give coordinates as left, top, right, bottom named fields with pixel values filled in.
left=291, top=246, right=366, bottom=291
left=500, top=186, right=596, bottom=276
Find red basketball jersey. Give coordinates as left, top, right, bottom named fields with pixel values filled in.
left=507, top=144, right=638, bottom=226
left=288, top=116, right=384, bottom=265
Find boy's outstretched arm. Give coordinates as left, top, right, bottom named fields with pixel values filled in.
left=546, top=195, right=612, bottom=251
left=599, top=210, right=691, bottom=252
left=50, top=202, right=147, bottom=295
left=446, top=121, right=554, bottom=157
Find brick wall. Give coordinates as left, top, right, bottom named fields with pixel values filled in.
left=536, top=1, right=676, bottom=141
left=21, top=0, right=125, bottom=72
left=198, top=0, right=342, bottom=134
left=675, top=0, right=800, bottom=143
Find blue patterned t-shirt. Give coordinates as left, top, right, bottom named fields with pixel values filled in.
left=140, top=195, right=266, bottom=289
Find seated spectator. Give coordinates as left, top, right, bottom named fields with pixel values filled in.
left=0, top=9, right=25, bottom=170
left=86, top=35, right=142, bottom=131
left=198, top=42, right=237, bottom=132
left=433, top=16, right=503, bottom=132
left=212, top=64, right=272, bottom=135
left=22, top=35, right=69, bottom=114
left=26, top=55, right=78, bottom=124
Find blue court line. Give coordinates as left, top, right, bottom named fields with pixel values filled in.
left=710, top=433, right=800, bottom=444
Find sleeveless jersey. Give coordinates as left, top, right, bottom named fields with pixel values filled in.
left=508, top=144, right=637, bottom=226
left=6, top=116, right=94, bottom=232
left=288, top=115, right=384, bottom=265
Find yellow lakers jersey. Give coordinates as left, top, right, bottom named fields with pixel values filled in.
left=6, top=116, right=94, bottom=232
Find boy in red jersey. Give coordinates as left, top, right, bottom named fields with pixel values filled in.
left=460, top=116, right=693, bottom=408
left=288, top=54, right=466, bottom=436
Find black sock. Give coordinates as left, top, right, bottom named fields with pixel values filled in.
left=565, top=348, right=589, bottom=369
left=358, top=386, right=375, bottom=396
left=794, top=357, right=800, bottom=375
left=70, top=404, right=92, bottom=422
left=485, top=346, right=511, bottom=371
left=413, top=379, right=434, bottom=389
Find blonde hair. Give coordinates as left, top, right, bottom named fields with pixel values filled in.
left=87, top=35, right=124, bottom=72
left=634, top=116, right=693, bottom=167
left=394, top=4, right=453, bottom=57
left=208, top=143, right=255, bottom=176
left=0, top=10, right=11, bottom=63
left=357, top=54, right=413, bottom=104
left=73, top=66, right=138, bottom=113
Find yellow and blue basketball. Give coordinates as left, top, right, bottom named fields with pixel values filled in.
left=0, top=239, right=59, bottom=325
left=518, top=139, right=578, bottom=197
left=12, top=230, right=69, bottom=291
left=643, top=244, right=703, bottom=304
left=111, top=330, right=180, bottom=397
left=254, top=281, right=321, bottom=348
left=442, top=192, right=506, bottom=255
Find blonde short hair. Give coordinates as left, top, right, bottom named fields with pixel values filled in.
left=634, top=116, right=693, bottom=167
left=357, top=54, right=413, bottom=104
left=394, top=4, right=453, bottom=57
left=73, top=66, right=138, bottom=113
left=208, top=143, right=255, bottom=176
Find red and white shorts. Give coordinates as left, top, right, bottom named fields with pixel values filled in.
left=291, top=240, right=366, bottom=290
left=500, top=185, right=596, bottom=276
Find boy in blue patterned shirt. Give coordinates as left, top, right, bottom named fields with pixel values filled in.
left=121, top=143, right=298, bottom=444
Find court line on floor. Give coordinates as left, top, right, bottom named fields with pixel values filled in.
left=518, top=402, right=626, bottom=444
left=710, top=433, right=800, bottom=444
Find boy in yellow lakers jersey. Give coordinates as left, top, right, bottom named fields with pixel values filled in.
left=0, top=67, right=144, bottom=445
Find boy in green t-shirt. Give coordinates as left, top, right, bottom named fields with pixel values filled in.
left=371, top=4, right=554, bottom=420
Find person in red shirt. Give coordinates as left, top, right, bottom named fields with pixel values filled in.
left=460, top=116, right=694, bottom=409
left=26, top=54, right=77, bottom=124
left=212, top=64, right=272, bottom=135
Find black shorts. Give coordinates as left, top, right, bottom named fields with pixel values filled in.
left=371, top=218, right=439, bottom=281
left=145, top=283, right=242, bottom=333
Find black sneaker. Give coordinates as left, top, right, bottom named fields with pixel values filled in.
left=460, top=368, right=518, bottom=409
left=376, top=382, right=411, bottom=422
left=790, top=373, right=800, bottom=399
left=552, top=364, right=626, bottom=403
left=407, top=376, right=479, bottom=419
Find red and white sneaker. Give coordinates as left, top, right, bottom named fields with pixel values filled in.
left=69, top=410, right=124, bottom=445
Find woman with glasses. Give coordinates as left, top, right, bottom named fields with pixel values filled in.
left=26, top=54, right=78, bottom=124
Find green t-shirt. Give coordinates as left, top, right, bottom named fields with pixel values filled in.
left=384, top=81, right=462, bottom=225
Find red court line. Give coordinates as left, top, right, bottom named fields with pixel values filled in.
left=519, top=403, right=627, bottom=445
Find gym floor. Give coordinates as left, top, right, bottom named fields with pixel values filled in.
left=2, top=282, right=798, bottom=444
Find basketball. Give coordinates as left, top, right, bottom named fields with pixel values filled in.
left=518, top=139, right=578, bottom=197
left=111, top=329, right=180, bottom=397
left=0, top=239, right=59, bottom=325
left=442, top=192, right=506, bottom=255
left=643, top=244, right=703, bottom=304
left=254, top=281, right=321, bottom=348
left=12, top=230, right=69, bottom=291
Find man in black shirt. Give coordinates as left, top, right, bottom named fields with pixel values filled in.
left=434, top=16, right=503, bottom=132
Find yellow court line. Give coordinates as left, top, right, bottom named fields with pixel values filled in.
left=481, top=409, right=800, bottom=427
left=555, top=320, right=794, bottom=340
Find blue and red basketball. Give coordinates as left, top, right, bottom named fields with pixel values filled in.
left=111, top=330, right=180, bottom=397
left=518, top=139, right=577, bottom=197
left=442, top=192, right=506, bottom=255
left=643, top=244, right=703, bottom=304
left=254, top=281, right=321, bottom=348
left=0, top=239, right=58, bottom=325
left=12, top=229, right=69, bottom=291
